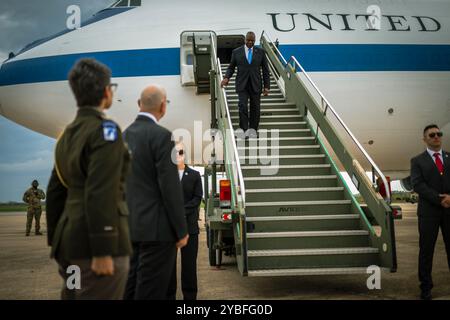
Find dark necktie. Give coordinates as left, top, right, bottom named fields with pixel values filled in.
left=434, top=153, right=444, bottom=175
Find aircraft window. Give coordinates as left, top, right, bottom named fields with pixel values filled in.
left=130, top=0, right=142, bottom=6
left=186, top=54, right=193, bottom=66
left=115, top=0, right=128, bottom=7
left=113, top=0, right=141, bottom=7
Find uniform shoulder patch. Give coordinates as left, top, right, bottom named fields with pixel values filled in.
left=102, top=121, right=118, bottom=142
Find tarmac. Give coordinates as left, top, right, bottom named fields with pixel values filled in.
left=0, top=203, right=449, bottom=300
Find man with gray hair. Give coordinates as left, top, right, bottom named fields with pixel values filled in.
left=123, top=85, right=189, bottom=300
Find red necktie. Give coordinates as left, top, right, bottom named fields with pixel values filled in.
left=434, top=153, right=444, bottom=175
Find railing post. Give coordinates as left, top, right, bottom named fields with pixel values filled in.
left=203, top=168, right=209, bottom=206
left=210, top=69, right=217, bottom=129
left=211, top=132, right=217, bottom=197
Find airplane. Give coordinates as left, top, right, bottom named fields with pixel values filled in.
left=0, top=0, right=449, bottom=187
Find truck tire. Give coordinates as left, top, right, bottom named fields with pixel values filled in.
left=207, top=226, right=216, bottom=266
left=216, top=247, right=223, bottom=267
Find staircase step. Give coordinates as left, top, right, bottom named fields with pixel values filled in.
left=245, top=175, right=338, bottom=189
left=227, top=93, right=285, bottom=99
left=241, top=164, right=331, bottom=177
left=247, top=247, right=379, bottom=270
left=229, top=102, right=296, bottom=108
left=234, top=121, right=307, bottom=128
left=234, top=122, right=308, bottom=130
left=240, top=154, right=326, bottom=165
left=246, top=187, right=344, bottom=202
left=247, top=267, right=371, bottom=277
left=227, top=79, right=277, bottom=84
left=237, top=144, right=321, bottom=156
left=228, top=98, right=286, bottom=104
left=245, top=200, right=352, bottom=216
left=246, top=200, right=351, bottom=207
left=225, top=89, right=283, bottom=95
left=269, top=129, right=311, bottom=138
left=231, top=115, right=303, bottom=122
left=246, top=230, right=370, bottom=250
left=248, top=247, right=378, bottom=256
left=246, top=214, right=361, bottom=232
left=234, top=128, right=311, bottom=138
left=236, top=137, right=317, bottom=147
left=229, top=108, right=299, bottom=116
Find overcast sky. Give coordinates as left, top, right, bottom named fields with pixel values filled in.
left=0, top=0, right=115, bottom=202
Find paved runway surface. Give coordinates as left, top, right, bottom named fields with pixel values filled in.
left=0, top=204, right=449, bottom=300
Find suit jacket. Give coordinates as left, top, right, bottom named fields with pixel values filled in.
left=180, top=166, right=203, bottom=235
left=46, top=108, right=132, bottom=260
left=124, top=115, right=188, bottom=242
left=411, top=150, right=450, bottom=217
left=225, top=45, right=270, bottom=94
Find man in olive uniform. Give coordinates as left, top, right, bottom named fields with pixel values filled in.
left=46, top=58, right=132, bottom=300
left=23, top=180, right=46, bottom=236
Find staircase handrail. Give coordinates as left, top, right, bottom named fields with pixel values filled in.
left=260, top=31, right=396, bottom=271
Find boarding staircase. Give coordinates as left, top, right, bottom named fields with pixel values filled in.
left=210, top=32, right=396, bottom=277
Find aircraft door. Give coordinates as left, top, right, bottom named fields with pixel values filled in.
left=180, top=31, right=216, bottom=94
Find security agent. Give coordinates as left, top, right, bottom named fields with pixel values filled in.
left=411, top=124, right=450, bottom=300
left=167, top=142, right=203, bottom=300
left=46, top=58, right=132, bottom=300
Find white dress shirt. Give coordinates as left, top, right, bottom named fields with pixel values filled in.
left=138, top=112, right=158, bottom=123
left=178, top=169, right=184, bottom=181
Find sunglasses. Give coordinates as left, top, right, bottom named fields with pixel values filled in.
left=428, top=132, right=443, bottom=138
left=178, top=150, right=184, bottom=156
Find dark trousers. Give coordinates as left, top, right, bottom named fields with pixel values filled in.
left=26, top=207, right=42, bottom=234
left=124, top=241, right=176, bottom=300
left=167, top=233, right=199, bottom=300
left=238, top=84, right=261, bottom=131
left=418, top=212, right=450, bottom=291
left=57, top=256, right=129, bottom=300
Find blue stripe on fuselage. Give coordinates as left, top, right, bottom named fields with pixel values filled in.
left=1, top=44, right=450, bottom=86
left=0, top=48, right=181, bottom=86
left=279, top=44, right=450, bottom=72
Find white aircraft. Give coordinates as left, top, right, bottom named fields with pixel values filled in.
left=0, top=0, right=449, bottom=182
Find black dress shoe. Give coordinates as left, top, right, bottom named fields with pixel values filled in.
left=420, top=290, right=432, bottom=300
left=35, top=231, right=43, bottom=236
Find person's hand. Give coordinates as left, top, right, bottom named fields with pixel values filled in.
left=176, top=234, right=189, bottom=249
left=263, top=88, right=269, bottom=96
left=91, top=256, right=114, bottom=276
left=440, top=194, right=450, bottom=208
left=221, top=78, right=229, bottom=88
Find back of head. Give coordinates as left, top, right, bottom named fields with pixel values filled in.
left=139, top=85, right=166, bottom=114
left=68, top=58, right=111, bottom=107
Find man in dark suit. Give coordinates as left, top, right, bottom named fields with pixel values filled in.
left=167, top=142, right=203, bottom=300
left=221, top=31, right=270, bottom=138
left=411, top=124, right=450, bottom=300
left=123, top=85, right=189, bottom=300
